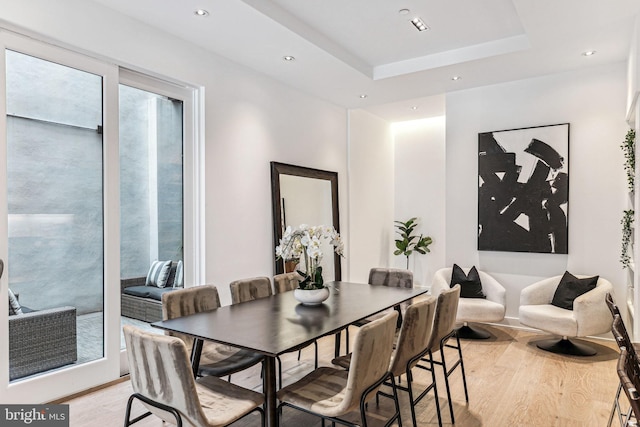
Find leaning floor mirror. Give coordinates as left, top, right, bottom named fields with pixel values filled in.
left=270, top=162, right=341, bottom=281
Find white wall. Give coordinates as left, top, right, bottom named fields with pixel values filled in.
left=347, top=109, right=394, bottom=283
left=445, top=62, right=629, bottom=320
left=0, top=0, right=349, bottom=307
left=392, top=114, right=447, bottom=287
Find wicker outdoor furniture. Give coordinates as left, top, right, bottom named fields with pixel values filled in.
left=9, top=305, right=77, bottom=380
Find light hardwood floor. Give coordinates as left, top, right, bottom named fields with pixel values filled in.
left=60, top=325, right=624, bottom=427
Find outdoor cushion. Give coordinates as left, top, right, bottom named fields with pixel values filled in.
left=146, top=260, right=172, bottom=288
left=123, top=285, right=176, bottom=301
left=8, top=289, right=22, bottom=315
left=173, top=260, right=184, bottom=288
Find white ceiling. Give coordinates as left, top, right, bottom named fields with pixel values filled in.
left=90, top=0, right=640, bottom=121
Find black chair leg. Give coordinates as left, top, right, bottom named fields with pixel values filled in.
left=124, top=393, right=182, bottom=427
left=455, top=334, right=469, bottom=402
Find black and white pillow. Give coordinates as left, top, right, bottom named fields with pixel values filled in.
left=8, top=289, right=22, bottom=315
left=146, top=260, right=172, bottom=288
left=173, top=260, right=184, bottom=288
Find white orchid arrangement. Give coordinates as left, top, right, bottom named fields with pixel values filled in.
left=275, top=224, right=344, bottom=290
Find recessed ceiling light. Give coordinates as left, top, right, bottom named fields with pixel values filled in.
left=410, top=106, right=418, bottom=110
left=451, top=76, right=461, bottom=81
left=194, top=9, right=209, bottom=17
left=411, top=17, right=429, bottom=32
left=582, top=50, right=597, bottom=57
left=283, top=55, right=296, bottom=61
left=359, top=94, right=368, bottom=99
left=399, top=9, right=410, bottom=15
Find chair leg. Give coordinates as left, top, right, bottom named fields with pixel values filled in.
left=389, top=375, right=403, bottom=427
left=125, top=393, right=182, bottom=427
left=536, top=336, right=597, bottom=356
left=607, top=383, right=618, bottom=427
left=439, top=347, right=455, bottom=424
left=438, top=332, right=469, bottom=424
left=456, top=323, right=491, bottom=340
left=314, top=340, right=319, bottom=369
left=455, top=333, right=469, bottom=402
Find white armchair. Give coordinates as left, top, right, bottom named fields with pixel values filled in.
left=519, top=274, right=613, bottom=356
left=431, top=267, right=506, bottom=339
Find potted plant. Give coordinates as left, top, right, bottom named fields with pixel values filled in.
left=394, top=217, right=433, bottom=269
left=276, top=224, right=344, bottom=305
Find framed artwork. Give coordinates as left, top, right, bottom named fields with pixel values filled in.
left=478, top=123, right=569, bottom=254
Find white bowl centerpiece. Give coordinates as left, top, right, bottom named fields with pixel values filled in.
left=276, top=224, right=344, bottom=305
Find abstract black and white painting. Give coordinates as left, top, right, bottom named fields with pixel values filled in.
left=478, top=123, right=569, bottom=254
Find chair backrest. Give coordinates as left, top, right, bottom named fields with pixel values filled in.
left=618, top=348, right=640, bottom=422
left=427, top=284, right=460, bottom=352
left=389, top=296, right=437, bottom=376
left=606, top=292, right=620, bottom=317
left=230, top=276, right=273, bottom=304
left=123, top=325, right=209, bottom=426
left=368, top=268, right=413, bottom=288
left=161, top=285, right=220, bottom=351
left=273, top=272, right=300, bottom=294
left=612, top=314, right=639, bottom=361
left=340, top=310, right=398, bottom=413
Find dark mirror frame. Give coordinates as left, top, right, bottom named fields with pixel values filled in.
left=270, top=161, right=341, bottom=280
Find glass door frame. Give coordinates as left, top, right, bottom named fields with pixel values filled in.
left=0, top=30, right=204, bottom=403
left=117, top=69, right=204, bottom=374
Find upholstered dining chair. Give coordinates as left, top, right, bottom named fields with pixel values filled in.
left=277, top=311, right=401, bottom=427
left=519, top=274, right=613, bottom=356
left=273, top=272, right=301, bottom=294
left=230, top=276, right=317, bottom=389
left=617, top=348, right=640, bottom=427
left=332, top=296, right=438, bottom=427
left=162, top=285, right=264, bottom=379
left=345, top=267, right=413, bottom=353
left=123, top=325, right=265, bottom=427
left=421, top=284, right=468, bottom=426
left=610, top=314, right=637, bottom=427
left=229, top=276, right=273, bottom=304
left=431, top=266, right=506, bottom=339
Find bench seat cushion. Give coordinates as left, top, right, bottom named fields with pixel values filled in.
left=123, top=286, right=176, bottom=301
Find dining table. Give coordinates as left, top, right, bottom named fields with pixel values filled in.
left=152, top=281, right=428, bottom=427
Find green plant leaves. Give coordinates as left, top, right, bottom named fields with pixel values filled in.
left=394, top=217, right=433, bottom=262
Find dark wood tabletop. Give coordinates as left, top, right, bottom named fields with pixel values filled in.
left=152, top=281, right=428, bottom=357
left=151, top=281, right=428, bottom=427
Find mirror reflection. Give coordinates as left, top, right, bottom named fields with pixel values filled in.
left=271, top=162, right=341, bottom=281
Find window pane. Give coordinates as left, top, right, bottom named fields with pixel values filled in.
left=119, top=84, right=183, bottom=335
left=6, top=50, right=104, bottom=380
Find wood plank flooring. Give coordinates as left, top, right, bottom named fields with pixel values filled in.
left=60, top=325, right=624, bottom=427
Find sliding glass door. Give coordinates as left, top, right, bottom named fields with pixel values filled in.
left=0, top=32, right=200, bottom=403
left=119, top=81, right=184, bottom=344
left=6, top=49, right=106, bottom=380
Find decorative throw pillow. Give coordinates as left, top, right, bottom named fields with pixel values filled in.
left=146, top=260, right=172, bottom=288
left=551, top=271, right=599, bottom=310
left=173, top=260, right=184, bottom=288
left=8, top=288, right=22, bottom=315
left=450, top=264, right=486, bottom=298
